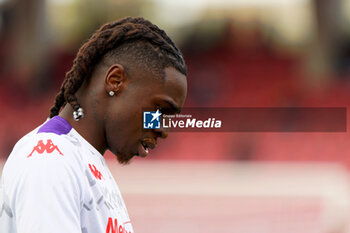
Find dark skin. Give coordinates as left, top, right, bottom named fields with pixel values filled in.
left=59, top=63, right=187, bottom=164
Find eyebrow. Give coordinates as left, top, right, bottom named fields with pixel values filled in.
left=163, top=99, right=182, bottom=113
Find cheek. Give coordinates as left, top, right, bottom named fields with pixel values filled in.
left=105, top=105, right=143, bottom=150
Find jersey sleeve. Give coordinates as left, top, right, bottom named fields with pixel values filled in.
left=13, top=138, right=83, bottom=233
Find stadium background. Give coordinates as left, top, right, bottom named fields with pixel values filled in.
left=1, top=0, right=350, bottom=232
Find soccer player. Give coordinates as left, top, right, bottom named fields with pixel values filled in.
left=0, top=17, right=187, bottom=233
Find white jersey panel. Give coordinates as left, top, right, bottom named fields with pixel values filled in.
left=0, top=117, right=134, bottom=233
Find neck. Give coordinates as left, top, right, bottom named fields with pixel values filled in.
left=59, top=105, right=107, bottom=155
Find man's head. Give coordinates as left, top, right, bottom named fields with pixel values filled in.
left=50, top=17, right=187, bottom=164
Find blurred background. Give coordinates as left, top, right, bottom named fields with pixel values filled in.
left=1, top=0, right=350, bottom=232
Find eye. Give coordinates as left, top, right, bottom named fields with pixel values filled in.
left=155, top=105, right=163, bottom=112
left=156, top=105, right=171, bottom=114
left=155, top=104, right=173, bottom=114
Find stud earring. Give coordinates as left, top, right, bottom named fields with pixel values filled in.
left=109, top=91, right=115, bottom=97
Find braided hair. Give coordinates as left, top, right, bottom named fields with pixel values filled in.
left=49, top=17, right=187, bottom=119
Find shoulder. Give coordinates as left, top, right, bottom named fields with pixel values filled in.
left=9, top=131, right=78, bottom=162
left=2, top=131, right=87, bottom=203
left=2, top=130, right=85, bottom=186
left=10, top=116, right=78, bottom=160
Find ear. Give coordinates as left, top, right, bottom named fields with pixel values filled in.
left=104, top=64, right=128, bottom=95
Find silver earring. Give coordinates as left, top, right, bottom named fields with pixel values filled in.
left=109, top=91, right=115, bottom=97
left=73, top=107, right=84, bottom=121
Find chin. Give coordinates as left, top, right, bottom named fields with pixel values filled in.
left=115, top=151, right=134, bottom=165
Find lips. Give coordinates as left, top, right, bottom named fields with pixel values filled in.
left=137, top=143, right=148, bottom=157
left=136, top=138, right=157, bottom=158
left=142, top=138, right=157, bottom=150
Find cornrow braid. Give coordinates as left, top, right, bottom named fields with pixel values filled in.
left=49, top=17, right=187, bottom=119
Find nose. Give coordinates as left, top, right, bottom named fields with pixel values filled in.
left=154, top=128, right=168, bottom=139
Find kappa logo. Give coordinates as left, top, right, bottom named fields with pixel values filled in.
left=89, top=164, right=103, bottom=180
left=27, top=139, right=63, bottom=158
